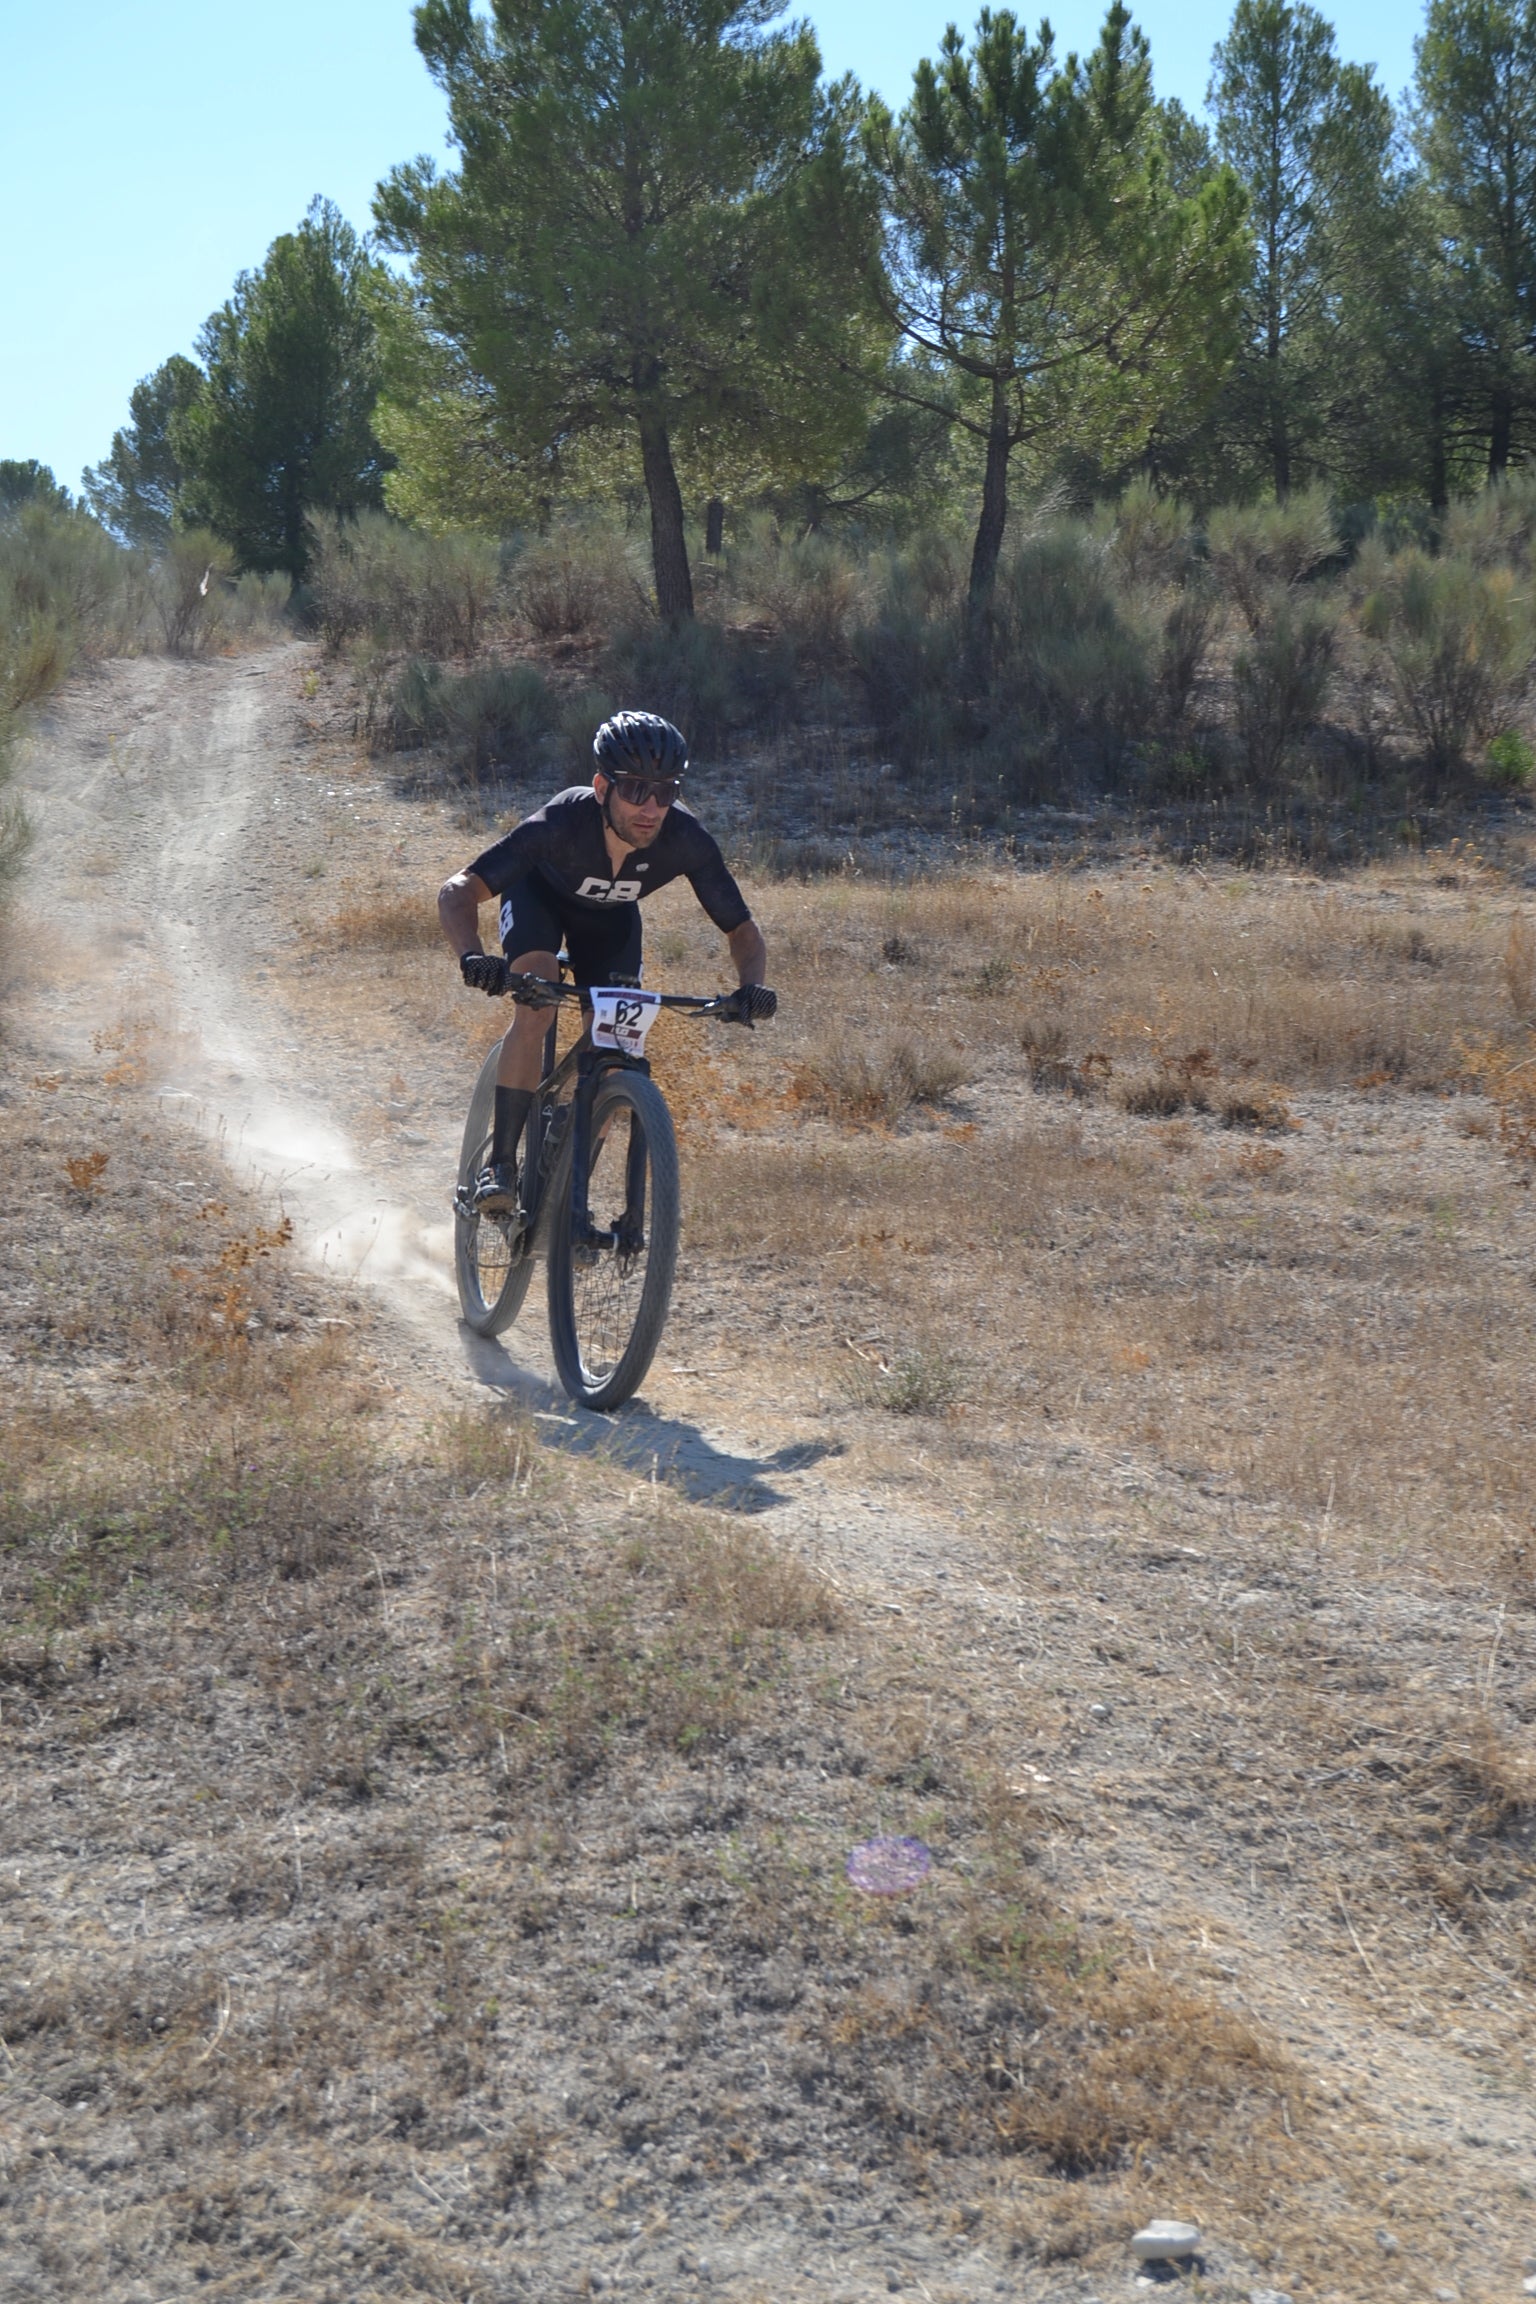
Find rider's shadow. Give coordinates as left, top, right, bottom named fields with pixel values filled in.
left=458, top=1327, right=840, bottom=1513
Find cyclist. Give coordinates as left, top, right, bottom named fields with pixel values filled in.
left=438, top=710, right=775, bottom=1211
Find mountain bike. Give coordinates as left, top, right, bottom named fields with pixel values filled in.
left=453, top=974, right=766, bottom=1410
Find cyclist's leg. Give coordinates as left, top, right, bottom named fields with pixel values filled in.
left=493, top=875, right=566, bottom=1094
left=475, top=881, right=565, bottom=1204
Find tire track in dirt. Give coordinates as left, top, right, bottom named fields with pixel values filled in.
left=16, top=645, right=1536, bottom=2301
left=13, top=646, right=964, bottom=1586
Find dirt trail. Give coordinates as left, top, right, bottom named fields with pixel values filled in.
left=14, top=644, right=1536, bottom=2301
left=17, top=644, right=965, bottom=1588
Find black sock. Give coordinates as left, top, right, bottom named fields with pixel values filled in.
left=492, top=1086, right=533, bottom=1167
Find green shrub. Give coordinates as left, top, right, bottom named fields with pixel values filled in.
left=1232, top=592, right=1337, bottom=779
left=989, top=525, right=1152, bottom=748
left=1206, top=489, right=1336, bottom=632
left=152, top=529, right=236, bottom=655
left=726, top=521, right=865, bottom=670
left=1360, top=550, right=1534, bottom=778
left=1156, top=582, right=1219, bottom=726
left=602, top=617, right=789, bottom=750
left=380, top=657, right=555, bottom=772
left=512, top=520, right=647, bottom=641
left=1443, top=468, right=1536, bottom=569
left=224, top=570, right=293, bottom=639
left=1097, top=476, right=1197, bottom=590
left=1486, top=729, right=1536, bottom=788
left=0, top=500, right=136, bottom=660
left=310, top=511, right=500, bottom=657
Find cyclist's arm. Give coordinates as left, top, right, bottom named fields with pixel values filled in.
left=727, top=918, right=767, bottom=987
left=438, top=869, right=493, bottom=959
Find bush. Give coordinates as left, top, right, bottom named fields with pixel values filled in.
left=1487, top=730, right=1536, bottom=788
left=223, top=570, right=293, bottom=640
left=378, top=657, right=555, bottom=773
left=1097, top=476, right=1197, bottom=590
left=602, top=617, right=789, bottom=751
left=1232, top=591, right=1336, bottom=780
left=310, top=512, right=500, bottom=657
left=512, top=520, right=648, bottom=642
left=989, top=524, right=1152, bottom=748
left=793, top=1034, right=970, bottom=1124
left=1360, top=550, right=1534, bottom=778
left=1206, top=489, right=1336, bottom=632
left=726, top=521, right=866, bottom=670
left=152, top=529, right=236, bottom=654
left=1443, top=468, right=1536, bottom=569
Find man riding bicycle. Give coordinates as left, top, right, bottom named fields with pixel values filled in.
left=438, top=710, right=775, bottom=1212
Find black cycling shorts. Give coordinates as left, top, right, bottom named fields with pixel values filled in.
left=497, top=874, right=643, bottom=987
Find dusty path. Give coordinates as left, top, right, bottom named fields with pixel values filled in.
left=13, top=644, right=1536, bottom=2302
left=16, top=644, right=963, bottom=1586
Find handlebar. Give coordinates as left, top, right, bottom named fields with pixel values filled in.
left=504, top=973, right=767, bottom=1021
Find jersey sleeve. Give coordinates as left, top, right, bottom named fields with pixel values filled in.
left=465, top=819, right=543, bottom=896
left=465, top=788, right=590, bottom=895
left=683, top=824, right=752, bottom=935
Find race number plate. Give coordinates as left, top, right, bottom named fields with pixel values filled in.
left=591, top=987, right=661, bottom=1056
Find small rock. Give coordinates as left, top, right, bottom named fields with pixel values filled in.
left=1375, top=2228, right=1398, bottom=2255
left=1523, top=2277, right=1536, bottom=2298
left=1434, top=2287, right=1458, bottom=2301
left=1132, top=2219, right=1201, bottom=2262
left=1249, top=2290, right=1293, bottom=2304
left=1089, top=1702, right=1110, bottom=1719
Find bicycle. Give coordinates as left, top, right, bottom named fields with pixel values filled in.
left=453, top=973, right=764, bottom=1410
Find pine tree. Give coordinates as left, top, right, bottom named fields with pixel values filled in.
left=865, top=4, right=1248, bottom=625
left=176, top=200, right=388, bottom=578
left=1210, top=0, right=1401, bottom=500
left=82, top=356, right=203, bottom=547
left=374, top=0, right=875, bottom=620
left=1416, top=0, right=1536, bottom=477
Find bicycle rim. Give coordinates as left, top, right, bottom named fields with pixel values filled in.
left=548, top=1075, right=678, bottom=1409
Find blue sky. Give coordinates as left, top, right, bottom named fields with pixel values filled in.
left=2, top=0, right=1421, bottom=499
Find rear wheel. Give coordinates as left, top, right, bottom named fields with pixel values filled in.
left=547, top=1072, right=679, bottom=1409
left=454, top=1040, right=536, bottom=1336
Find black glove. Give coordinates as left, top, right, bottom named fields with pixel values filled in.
left=722, top=984, right=777, bottom=1028
left=460, top=952, right=510, bottom=995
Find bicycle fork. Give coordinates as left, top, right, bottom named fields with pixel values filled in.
left=570, top=1052, right=649, bottom=1257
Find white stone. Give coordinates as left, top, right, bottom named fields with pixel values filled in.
left=1131, top=2220, right=1201, bottom=2262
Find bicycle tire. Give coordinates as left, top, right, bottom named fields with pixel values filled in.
left=454, top=1039, right=536, bottom=1336
left=546, top=1071, right=680, bottom=1410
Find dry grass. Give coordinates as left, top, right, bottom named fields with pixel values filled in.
left=3, top=1054, right=1358, bottom=2301
left=790, top=1032, right=971, bottom=1124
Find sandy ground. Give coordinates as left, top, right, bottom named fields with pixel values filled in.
left=7, top=641, right=1536, bottom=2303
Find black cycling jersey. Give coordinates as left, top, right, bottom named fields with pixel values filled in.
left=467, top=786, right=751, bottom=935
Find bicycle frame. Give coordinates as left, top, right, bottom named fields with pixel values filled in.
left=524, top=1031, right=650, bottom=1253
left=514, top=975, right=727, bottom=1253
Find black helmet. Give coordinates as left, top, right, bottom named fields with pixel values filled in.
left=593, top=711, right=688, bottom=783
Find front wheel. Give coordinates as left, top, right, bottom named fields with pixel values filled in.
left=547, top=1072, right=680, bottom=1410
left=454, top=1039, right=536, bottom=1336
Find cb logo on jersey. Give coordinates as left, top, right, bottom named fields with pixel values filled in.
left=575, top=875, right=642, bottom=903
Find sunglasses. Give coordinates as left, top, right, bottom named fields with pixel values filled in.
left=608, top=773, right=682, bottom=806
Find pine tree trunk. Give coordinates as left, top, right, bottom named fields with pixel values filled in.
left=637, top=407, right=694, bottom=621
left=1489, top=381, right=1513, bottom=480
left=705, top=498, right=725, bottom=557
left=966, top=381, right=1012, bottom=633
